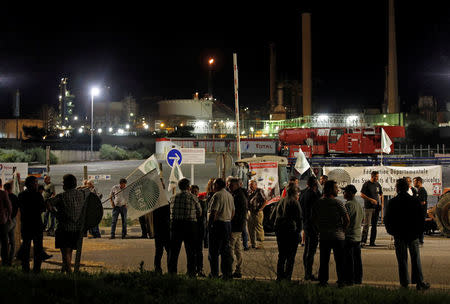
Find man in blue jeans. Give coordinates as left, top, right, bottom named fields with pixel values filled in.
left=110, top=178, right=128, bottom=239
left=385, top=178, right=430, bottom=291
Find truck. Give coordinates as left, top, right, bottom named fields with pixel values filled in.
left=278, top=125, right=406, bottom=158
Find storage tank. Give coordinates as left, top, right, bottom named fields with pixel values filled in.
left=158, top=99, right=213, bottom=119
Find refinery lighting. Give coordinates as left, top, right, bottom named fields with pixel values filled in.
left=195, top=120, right=205, bottom=128
left=318, top=114, right=329, bottom=121
left=90, top=87, right=100, bottom=159
left=346, top=115, right=359, bottom=123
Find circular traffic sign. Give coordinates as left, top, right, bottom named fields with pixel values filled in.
left=166, top=148, right=183, bottom=167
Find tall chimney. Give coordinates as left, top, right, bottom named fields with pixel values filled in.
left=13, top=89, right=20, bottom=117
left=387, top=0, right=399, bottom=113
left=269, top=42, right=277, bottom=112
left=302, top=12, right=312, bottom=116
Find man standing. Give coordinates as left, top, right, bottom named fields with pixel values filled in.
left=405, top=177, right=417, bottom=197
left=312, top=180, right=349, bottom=287
left=4, top=182, right=18, bottom=265
left=190, top=184, right=207, bottom=277
left=0, top=178, right=12, bottom=266
left=42, top=175, right=56, bottom=235
left=152, top=178, right=170, bottom=274
left=413, top=177, right=427, bottom=246
left=318, top=175, right=328, bottom=196
left=274, top=185, right=302, bottom=281
left=229, top=178, right=247, bottom=278
left=168, top=178, right=201, bottom=277
left=208, top=178, right=235, bottom=279
left=360, top=171, right=383, bottom=247
left=49, top=174, right=90, bottom=273
left=17, top=176, right=46, bottom=272
left=153, top=204, right=170, bottom=274
left=342, top=184, right=364, bottom=285
left=247, top=180, right=266, bottom=249
left=110, top=178, right=128, bottom=239
left=385, top=178, right=430, bottom=290
left=300, top=176, right=320, bottom=281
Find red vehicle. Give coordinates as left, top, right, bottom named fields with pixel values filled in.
left=278, top=126, right=405, bottom=158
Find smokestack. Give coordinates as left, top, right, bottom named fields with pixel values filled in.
left=387, top=0, right=399, bottom=113
left=13, top=89, right=20, bottom=117
left=302, top=12, right=312, bottom=116
left=269, top=42, right=276, bottom=112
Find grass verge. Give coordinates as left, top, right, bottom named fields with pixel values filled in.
left=0, top=267, right=449, bottom=304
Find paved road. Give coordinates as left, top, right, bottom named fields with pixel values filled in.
left=40, top=226, right=450, bottom=290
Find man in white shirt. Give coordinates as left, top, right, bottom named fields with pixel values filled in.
left=110, top=178, right=128, bottom=239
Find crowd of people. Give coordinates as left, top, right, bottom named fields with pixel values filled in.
left=160, top=171, right=431, bottom=290
left=0, top=169, right=432, bottom=290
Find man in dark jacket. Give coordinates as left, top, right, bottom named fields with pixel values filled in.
left=191, top=184, right=207, bottom=277
left=300, top=176, right=320, bottom=281
left=17, top=176, right=46, bottom=273
left=229, top=178, right=248, bottom=278
left=274, top=184, right=302, bottom=281
left=385, top=178, right=430, bottom=290
left=4, top=182, right=18, bottom=265
left=0, top=178, right=12, bottom=266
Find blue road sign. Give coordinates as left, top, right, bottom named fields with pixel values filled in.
left=166, top=148, right=183, bottom=167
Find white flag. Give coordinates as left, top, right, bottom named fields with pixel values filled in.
left=138, top=154, right=160, bottom=175
left=168, top=161, right=184, bottom=194
left=381, top=128, right=393, bottom=154
left=1, top=169, right=5, bottom=187
left=12, top=172, right=20, bottom=195
left=294, top=147, right=310, bottom=175
left=121, top=169, right=168, bottom=220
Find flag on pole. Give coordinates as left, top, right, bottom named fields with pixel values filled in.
left=138, top=154, right=160, bottom=175
left=12, top=171, right=20, bottom=195
left=294, top=147, right=310, bottom=175
left=168, top=161, right=184, bottom=194
left=1, top=169, right=5, bottom=187
left=381, top=128, right=393, bottom=154
left=120, top=169, right=169, bottom=220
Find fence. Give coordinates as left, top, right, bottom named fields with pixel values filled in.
left=394, top=143, right=449, bottom=157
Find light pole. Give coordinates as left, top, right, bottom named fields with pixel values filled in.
left=90, top=87, right=100, bottom=159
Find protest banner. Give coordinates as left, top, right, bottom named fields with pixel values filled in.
left=249, top=162, right=279, bottom=198
left=323, top=165, right=442, bottom=196
left=0, top=162, right=28, bottom=181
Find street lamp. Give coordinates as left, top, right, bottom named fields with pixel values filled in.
left=90, top=87, right=100, bottom=158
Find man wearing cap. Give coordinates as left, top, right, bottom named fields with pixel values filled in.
left=342, top=184, right=364, bottom=285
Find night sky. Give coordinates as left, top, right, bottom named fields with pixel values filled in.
left=1, top=2, right=450, bottom=118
